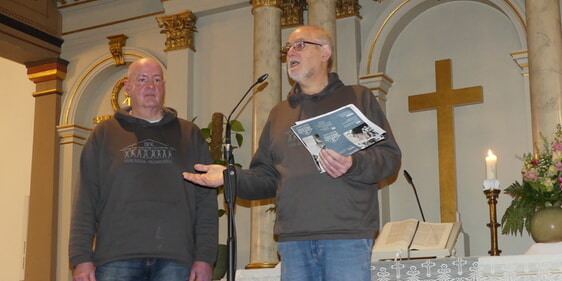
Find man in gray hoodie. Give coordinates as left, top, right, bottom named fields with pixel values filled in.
left=184, top=26, right=401, bottom=281
left=70, top=58, right=218, bottom=281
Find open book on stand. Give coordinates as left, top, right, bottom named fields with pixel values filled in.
left=290, top=104, right=386, bottom=173
left=372, top=219, right=462, bottom=261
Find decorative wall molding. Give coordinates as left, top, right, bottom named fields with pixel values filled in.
left=107, top=34, right=128, bottom=66
left=511, top=50, right=529, bottom=77
left=280, top=0, right=305, bottom=28
left=156, top=10, right=197, bottom=52
left=57, top=125, right=91, bottom=146
left=278, top=0, right=362, bottom=28
left=252, top=0, right=283, bottom=8
left=336, top=0, right=361, bottom=19
left=361, top=0, right=527, bottom=76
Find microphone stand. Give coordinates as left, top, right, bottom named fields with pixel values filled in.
left=223, top=124, right=237, bottom=281
left=223, top=74, right=268, bottom=281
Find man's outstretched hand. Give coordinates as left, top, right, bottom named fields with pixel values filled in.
left=183, top=164, right=227, bottom=187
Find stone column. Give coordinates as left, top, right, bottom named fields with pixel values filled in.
left=307, top=0, right=337, bottom=71
left=334, top=1, right=361, bottom=83
left=247, top=0, right=283, bottom=269
left=56, top=125, right=91, bottom=281
left=525, top=0, right=562, bottom=143
left=359, top=73, right=393, bottom=223
left=156, top=10, right=197, bottom=120
left=24, top=57, right=68, bottom=281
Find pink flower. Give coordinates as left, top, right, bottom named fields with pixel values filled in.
left=523, top=169, right=538, bottom=181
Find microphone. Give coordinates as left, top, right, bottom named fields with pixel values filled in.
left=403, top=170, right=426, bottom=222
left=225, top=73, right=269, bottom=147
left=256, top=73, right=269, bottom=83
left=226, top=74, right=269, bottom=123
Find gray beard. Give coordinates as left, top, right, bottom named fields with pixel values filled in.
left=289, top=68, right=314, bottom=82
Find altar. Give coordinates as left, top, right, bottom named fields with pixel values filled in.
left=234, top=254, right=562, bottom=281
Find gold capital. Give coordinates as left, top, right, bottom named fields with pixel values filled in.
left=337, top=0, right=361, bottom=19
left=156, top=11, right=197, bottom=52
left=279, top=0, right=306, bottom=28
left=251, top=0, right=283, bottom=9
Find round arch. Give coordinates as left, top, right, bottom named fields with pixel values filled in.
left=60, top=48, right=166, bottom=126
left=359, top=0, right=527, bottom=76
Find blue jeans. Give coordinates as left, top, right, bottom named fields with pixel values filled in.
left=277, top=239, right=373, bottom=281
left=96, top=258, right=190, bottom=281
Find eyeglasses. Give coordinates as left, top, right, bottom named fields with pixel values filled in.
left=281, top=41, right=323, bottom=54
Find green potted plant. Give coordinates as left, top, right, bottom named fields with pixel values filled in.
left=501, top=124, right=562, bottom=242
left=199, top=112, right=245, bottom=280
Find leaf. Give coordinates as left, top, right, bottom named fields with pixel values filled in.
left=501, top=180, right=549, bottom=235
left=230, top=120, right=245, bottom=132
left=501, top=201, right=533, bottom=236
left=235, top=133, right=243, bottom=147
left=196, top=114, right=248, bottom=218
left=201, top=128, right=211, bottom=139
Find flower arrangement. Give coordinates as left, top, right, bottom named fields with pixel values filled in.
left=501, top=124, right=562, bottom=236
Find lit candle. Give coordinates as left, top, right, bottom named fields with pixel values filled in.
left=485, top=149, right=497, bottom=180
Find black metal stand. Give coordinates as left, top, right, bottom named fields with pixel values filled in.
left=223, top=127, right=237, bottom=281
left=221, top=73, right=268, bottom=281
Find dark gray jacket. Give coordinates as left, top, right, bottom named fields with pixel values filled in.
left=236, top=73, right=402, bottom=242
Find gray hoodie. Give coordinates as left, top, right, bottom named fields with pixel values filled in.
left=236, top=73, right=402, bottom=242
left=69, top=107, right=218, bottom=268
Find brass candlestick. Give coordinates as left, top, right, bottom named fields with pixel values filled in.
left=483, top=179, right=501, bottom=256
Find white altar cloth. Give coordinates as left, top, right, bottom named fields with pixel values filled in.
left=234, top=254, right=562, bottom=281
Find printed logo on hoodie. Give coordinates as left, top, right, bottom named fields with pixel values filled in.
left=121, top=139, right=175, bottom=164
left=287, top=129, right=302, bottom=148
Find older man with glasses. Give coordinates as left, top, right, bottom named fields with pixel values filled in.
left=184, top=25, right=401, bottom=281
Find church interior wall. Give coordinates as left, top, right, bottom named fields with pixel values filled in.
left=0, top=0, right=558, bottom=279
left=382, top=1, right=532, bottom=256
left=335, top=17, right=362, bottom=84
left=0, top=57, right=35, bottom=281
left=59, top=0, right=164, bottom=35
left=192, top=4, right=256, bottom=268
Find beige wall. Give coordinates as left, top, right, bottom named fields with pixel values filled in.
left=376, top=0, right=532, bottom=256
left=2, top=0, right=559, bottom=280
left=0, top=57, right=35, bottom=281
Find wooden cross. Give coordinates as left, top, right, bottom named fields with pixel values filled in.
left=408, top=59, right=483, bottom=223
